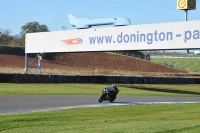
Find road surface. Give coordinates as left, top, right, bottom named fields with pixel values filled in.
left=1, top=95, right=200, bottom=115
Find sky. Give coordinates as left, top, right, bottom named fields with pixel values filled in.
left=1, top=0, right=200, bottom=36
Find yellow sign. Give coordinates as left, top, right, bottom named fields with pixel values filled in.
left=177, top=0, right=196, bottom=10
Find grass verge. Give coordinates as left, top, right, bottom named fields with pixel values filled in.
left=0, top=104, right=200, bottom=133
left=0, top=83, right=200, bottom=96
left=152, top=58, right=200, bottom=72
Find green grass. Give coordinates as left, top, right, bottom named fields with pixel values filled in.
left=1, top=83, right=200, bottom=132
left=152, top=58, right=200, bottom=72
left=166, top=54, right=200, bottom=57
left=0, top=83, right=200, bottom=96
left=0, top=104, right=200, bottom=133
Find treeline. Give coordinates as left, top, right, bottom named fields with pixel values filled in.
left=0, top=29, right=22, bottom=46
left=0, top=22, right=49, bottom=47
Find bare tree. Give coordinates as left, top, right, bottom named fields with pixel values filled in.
left=0, top=29, right=13, bottom=46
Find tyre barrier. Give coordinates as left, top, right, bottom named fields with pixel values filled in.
left=0, top=74, right=200, bottom=84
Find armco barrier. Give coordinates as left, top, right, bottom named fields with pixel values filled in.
left=0, top=74, right=200, bottom=84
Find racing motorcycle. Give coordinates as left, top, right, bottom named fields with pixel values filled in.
left=98, top=87, right=119, bottom=103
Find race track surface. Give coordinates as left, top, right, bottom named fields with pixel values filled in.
left=1, top=95, right=200, bottom=115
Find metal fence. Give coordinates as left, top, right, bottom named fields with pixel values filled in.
left=115, top=51, right=151, bottom=61
left=115, top=51, right=193, bottom=73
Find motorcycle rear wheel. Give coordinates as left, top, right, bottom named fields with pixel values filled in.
left=109, top=97, right=116, bottom=103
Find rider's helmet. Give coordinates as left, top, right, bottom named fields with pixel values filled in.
left=112, top=83, right=116, bottom=87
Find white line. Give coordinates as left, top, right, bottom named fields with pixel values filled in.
left=1, top=102, right=200, bottom=115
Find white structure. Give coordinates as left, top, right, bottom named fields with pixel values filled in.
left=68, top=14, right=131, bottom=29
left=26, top=20, right=200, bottom=54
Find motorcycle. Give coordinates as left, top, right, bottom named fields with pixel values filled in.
left=98, top=87, right=119, bottom=103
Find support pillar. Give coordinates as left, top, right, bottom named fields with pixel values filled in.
left=25, top=53, right=28, bottom=74
left=37, top=54, right=41, bottom=75
left=24, top=53, right=42, bottom=75
left=185, top=10, right=188, bottom=21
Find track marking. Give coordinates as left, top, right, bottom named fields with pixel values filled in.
left=1, top=102, right=200, bottom=115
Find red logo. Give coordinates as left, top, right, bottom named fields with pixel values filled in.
left=61, top=38, right=82, bottom=45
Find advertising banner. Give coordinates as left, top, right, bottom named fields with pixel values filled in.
left=25, top=20, right=200, bottom=53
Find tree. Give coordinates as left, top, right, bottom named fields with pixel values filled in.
left=20, top=22, right=49, bottom=45
left=12, top=35, right=24, bottom=47
left=20, top=21, right=49, bottom=35
left=0, top=29, right=13, bottom=46
left=0, top=28, right=2, bottom=35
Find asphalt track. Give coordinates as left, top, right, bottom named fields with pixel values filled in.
left=1, top=95, right=200, bottom=115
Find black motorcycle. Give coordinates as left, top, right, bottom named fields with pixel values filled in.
left=98, top=87, right=119, bottom=103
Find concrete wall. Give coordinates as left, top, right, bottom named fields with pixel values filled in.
left=0, top=74, right=199, bottom=84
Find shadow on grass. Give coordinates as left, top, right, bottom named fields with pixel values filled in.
left=121, top=85, right=200, bottom=96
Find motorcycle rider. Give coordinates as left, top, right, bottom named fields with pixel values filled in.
left=111, top=83, right=119, bottom=96
left=99, top=83, right=119, bottom=103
